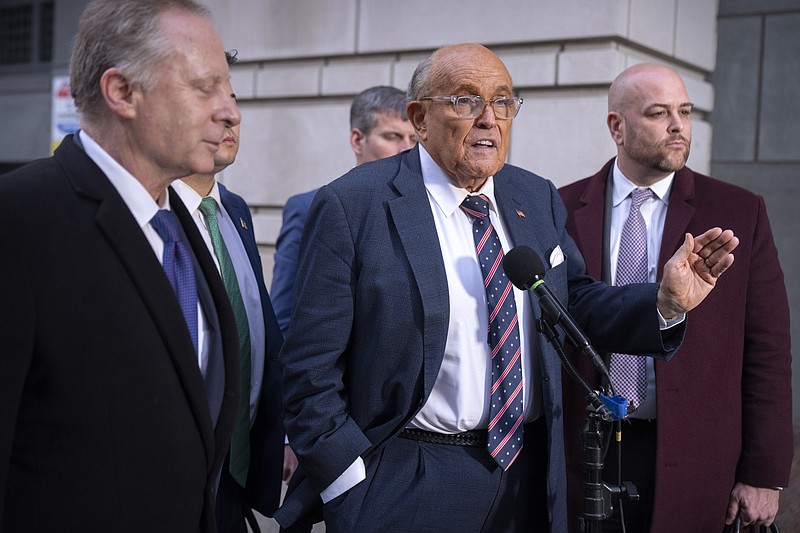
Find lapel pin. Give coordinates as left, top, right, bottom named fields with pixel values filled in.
left=516, top=210, right=526, bottom=218
left=240, top=217, right=248, bottom=230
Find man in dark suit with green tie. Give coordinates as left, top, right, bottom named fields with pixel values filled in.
left=176, top=54, right=287, bottom=530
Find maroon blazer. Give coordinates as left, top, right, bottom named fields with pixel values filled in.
left=559, top=159, right=793, bottom=532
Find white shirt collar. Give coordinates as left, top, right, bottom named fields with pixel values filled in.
left=171, top=178, right=221, bottom=214
left=612, top=158, right=674, bottom=208
left=78, top=130, right=169, bottom=227
left=419, top=143, right=499, bottom=218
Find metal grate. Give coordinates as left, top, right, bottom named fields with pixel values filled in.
left=0, top=5, right=33, bottom=64
left=0, top=2, right=54, bottom=66
left=38, top=2, right=53, bottom=62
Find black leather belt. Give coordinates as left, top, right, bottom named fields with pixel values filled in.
left=399, top=427, right=488, bottom=447
left=399, top=418, right=544, bottom=448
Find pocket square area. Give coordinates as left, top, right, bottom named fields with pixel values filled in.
left=549, top=245, right=565, bottom=267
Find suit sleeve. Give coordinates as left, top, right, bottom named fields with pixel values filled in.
left=736, top=196, right=793, bottom=488
left=547, top=181, right=684, bottom=357
left=278, top=186, right=372, bottom=493
left=0, top=212, right=35, bottom=523
left=271, top=195, right=308, bottom=337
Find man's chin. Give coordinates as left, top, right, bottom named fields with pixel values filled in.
left=659, top=153, right=689, bottom=173
left=212, top=156, right=236, bottom=172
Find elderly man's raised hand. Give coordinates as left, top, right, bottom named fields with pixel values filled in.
left=657, top=228, right=739, bottom=318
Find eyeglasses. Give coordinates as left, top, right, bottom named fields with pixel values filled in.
left=418, top=95, right=523, bottom=120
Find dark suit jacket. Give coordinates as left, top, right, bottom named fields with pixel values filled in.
left=271, top=189, right=317, bottom=337
left=217, top=184, right=285, bottom=521
left=0, top=136, right=240, bottom=532
left=274, top=147, right=685, bottom=531
left=559, top=159, right=793, bottom=533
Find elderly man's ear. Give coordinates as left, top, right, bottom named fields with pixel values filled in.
left=407, top=101, right=428, bottom=143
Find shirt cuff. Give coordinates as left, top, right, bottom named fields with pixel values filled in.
left=320, top=457, right=366, bottom=503
left=658, top=308, right=685, bottom=329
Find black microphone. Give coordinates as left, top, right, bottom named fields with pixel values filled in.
left=503, top=245, right=610, bottom=380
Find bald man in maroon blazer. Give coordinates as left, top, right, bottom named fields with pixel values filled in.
left=559, top=64, right=792, bottom=532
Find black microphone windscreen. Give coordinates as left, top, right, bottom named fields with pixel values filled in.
left=503, top=245, right=546, bottom=290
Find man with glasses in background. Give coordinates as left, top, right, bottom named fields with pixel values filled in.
left=274, top=44, right=738, bottom=533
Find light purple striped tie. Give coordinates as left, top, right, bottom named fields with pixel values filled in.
left=610, top=188, right=653, bottom=409
left=461, top=194, right=524, bottom=470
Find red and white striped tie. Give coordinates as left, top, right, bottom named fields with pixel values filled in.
left=461, top=194, right=524, bottom=470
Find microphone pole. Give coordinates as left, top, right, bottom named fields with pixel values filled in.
left=503, top=245, right=635, bottom=532
left=533, top=312, right=610, bottom=533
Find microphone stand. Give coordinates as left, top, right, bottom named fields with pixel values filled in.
left=535, top=316, right=638, bottom=533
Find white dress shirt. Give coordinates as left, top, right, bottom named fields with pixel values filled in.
left=610, top=160, right=674, bottom=419
left=411, top=144, right=543, bottom=431
left=79, top=130, right=210, bottom=373
left=321, top=145, right=544, bottom=502
left=172, top=179, right=266, bottom=425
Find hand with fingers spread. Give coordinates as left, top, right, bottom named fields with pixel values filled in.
left=657, top=227, right=739, bottom=318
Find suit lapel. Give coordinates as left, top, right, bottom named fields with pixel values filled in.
left=495, top=172, right=553, bottom=256
left=56, top=138, right=217, bottom=464
left=571, top=163, right=611, bottom=280
left=388, top=149, right=450, bottom=398
left=171, top=188, right=240, bottom=468
left=657, top=167, right=695, bottom=279
left=218, top=183, right=284, bottom=361
left=219, top=185, right=259, bottom=273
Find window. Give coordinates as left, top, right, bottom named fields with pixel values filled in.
left=0, top=2, right=54, bottom=66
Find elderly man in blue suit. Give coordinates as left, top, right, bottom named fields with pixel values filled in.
left=274, top=43, right=739, bottom=533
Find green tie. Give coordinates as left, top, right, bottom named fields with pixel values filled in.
left=198, top=197, right=251, bottom=487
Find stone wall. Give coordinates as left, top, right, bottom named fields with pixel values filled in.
left=711, top=0, right=800, bottom=426
left=196, top=0, right=720, bottom=283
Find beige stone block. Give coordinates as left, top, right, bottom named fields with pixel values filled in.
left=687, top=119, right=712, bottom=175
left=357, top=0, right=628, bottom=53
left=208, top=0, right=358, bottom=60
left=680, top=72, right=714, bottom=113
left=321, top=58, right=393, bottom=96
left=259, top=247, right=276, bottom=290
left=524, top=0, right=629, bottom=40
left=219, top=101, right=354, bottom=206
left=509, top=89, right=615, bottom=188
left=629, top=0, right=678, bottom=54
left=393, top=53, right=432, bottom=94
left=250, top=210, right=284, bottom=247
left=255, top=62, right=323, bottom=99
left=675, top=0, right=718, bottom=70
left=229, top=65, right=257, bottom=100
left=558, top=45, right=628, bottom=85
left=497, top=47, right=558, bottom=88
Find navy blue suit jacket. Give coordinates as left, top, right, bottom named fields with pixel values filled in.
left=217, top=183, right=286, bottom=520
left=271, top=189, right=317, bottom=337
left=275, top=147, right=684, bottom=531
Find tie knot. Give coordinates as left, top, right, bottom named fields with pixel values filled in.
left=460, top=194, right=491, bottom=219
left=150, top=209, right=182, bottom=244
left=198, top=197, right=218, bottom=219
left=630, top=188, right=653, bottom=209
